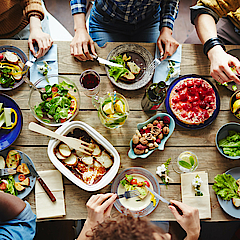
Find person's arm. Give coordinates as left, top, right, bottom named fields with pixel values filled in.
left=157, top=0, right=180, bottom=59
left=28, top=16, right=53, bottom=58
left=77, top=193, right=117, bottom=240
left=0, top=192, right=26, bottom=222
left=194, top=14, right=240, bottom=84
left=169, top=200, right=200, bottom=240
left=70, top=0, right=96, bottom=61
left=25, top=0, right=53, bottom=58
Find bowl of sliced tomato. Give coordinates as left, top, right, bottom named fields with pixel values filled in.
left=28, top=74, right=80, bottom=126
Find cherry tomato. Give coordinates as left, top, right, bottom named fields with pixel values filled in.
left=0, top=182, right=6, bottom=190
left=18, top=174, right=26, bottom=182
left=144, top=181, right=150, bottom=187
left=60, top=118, right=67, bottom=123
left=130, top=179, right=137, bottom=185
left=0, top=54, right=4, bottom=61
left=137, top=181, right=144, bottom=187
left=51, top=87, right=58, bottom=93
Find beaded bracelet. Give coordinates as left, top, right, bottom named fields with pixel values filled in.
left=203, top=37, right=226, bottom=56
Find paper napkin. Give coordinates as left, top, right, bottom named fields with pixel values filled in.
left=29, top=44, right=58, bottom=88
left=153, top=44, right=182, bottom=85
left=35, top=170, right=66, bottom=219
left=181, top=171, right=211, bottom=219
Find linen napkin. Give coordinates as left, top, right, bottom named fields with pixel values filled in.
left=153, top=44, right=182, bottom=85
left=181, top=171, right=211, bottom=219
left=29, top=44, right=58, bottom=88
left=35, top=170, right=66, bottom=219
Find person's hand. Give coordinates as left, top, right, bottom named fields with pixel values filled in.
left=157, top=27, right=179, bottom=60
left=70, top=28, right=97, bottom=61
left=28, top=16, right=53, bottom=58
left=169, top=200, right=200, bottom=240
left=85, top=193, right=117, bottom=228
left=207, top=45, right=240, bottom=85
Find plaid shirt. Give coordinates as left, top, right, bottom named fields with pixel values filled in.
left=70, top=0, right=179, bottom=30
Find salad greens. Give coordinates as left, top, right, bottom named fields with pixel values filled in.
left=108, top=55, right=128, bottom=81
left=0, top=67, right=15, bottom=88
left=34, top=81, right=76, bottom=123
left=0, top=175, right=18, bottom=196
left=212, top=173, right=239, bottom=201
left=218, top=130, right=240, bottom=157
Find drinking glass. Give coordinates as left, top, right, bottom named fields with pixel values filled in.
left=79, top=69, right=100, bottom=97
left=92, top=92, right=129, bottom=129
left=173, top=151, right=199, bottom=174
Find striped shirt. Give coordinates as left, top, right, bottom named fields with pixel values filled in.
left=70, top=0, right=179, bottom=30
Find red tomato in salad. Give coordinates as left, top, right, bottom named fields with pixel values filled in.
left=60, top=118, right=66, bottom=123
left=52, top=87, right=58, bottom=93
left=130, top=179, right=137, bottom=185
left=0, top=54, right=4, bottom=61
left=0, top=182, right=6, bottom=190
left=144, top=181, right=150, bottom=187
left=18, top=174, right=26, bottom=182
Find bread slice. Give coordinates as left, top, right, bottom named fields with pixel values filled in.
left=127, top=62, right=141, bottom=74
left=135, top=186, right=149, bottom=199
left=17, top=163, right=30, bottom=175
left=20, top=177, right=30, bottom=186
left=6, top=150, right=20, bottom=169
left=122, top=70, right=135, bottom=80
left=0, top=156, right=5, bottom=169
left=233, top=198, right=240, bottom=208
left=14, top=182, right=25, bottom=191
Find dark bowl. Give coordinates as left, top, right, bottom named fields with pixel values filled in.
left=216, top=122, right=240, bottom=160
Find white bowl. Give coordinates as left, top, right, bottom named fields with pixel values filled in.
left=48, top=121, right=120, bottom=191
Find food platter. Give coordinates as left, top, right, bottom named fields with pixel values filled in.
left=216, top=167, right=240, bottom=219
left=0, top=149, right=36, bottom=199
left=165, top=74, right=220, bottom=129
left=105, top=44, right=154, bottom=90
left=111, top=167, right=160, bottom=217
left=0, top=45, right=28, bottom=91
left=0, top=93, right=23, bottom=151
left=219, top=49, right=240, bottom=92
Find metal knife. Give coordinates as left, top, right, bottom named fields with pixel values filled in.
left=145, top=186, right=183, bottom=215
left=23, top=156, right=56, bottom=202
left=90, top=54, right=124, bottom=68
left=0, top=168, right=16, bottom=177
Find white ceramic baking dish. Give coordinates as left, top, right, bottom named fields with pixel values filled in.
left=48, top=121, right=120, bottom=191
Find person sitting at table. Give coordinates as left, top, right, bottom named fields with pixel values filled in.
left=76, top=193, right=200, bottom=240
left=0, top=0, right=53, bottom=58
left=184, top=0, right=240, bottom=85
left=0, top=191, right=36, bottom=239
left=69, top=0, right=180, bottom=62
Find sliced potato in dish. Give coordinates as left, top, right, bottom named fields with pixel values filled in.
left=56, top=151, right=66, bottom=160
left=95, top=151, right=113, bottom=168
left=91, top=144, right=101, bottom=156
left=82, top=156, right=94, bottom=165
left=64, top=153, right=78, bottom=166
left=59, top=143, right=71, bottom=157
left=76, top=150, right=88, bottom=158
left=17, top=163, right=30, bottom=175
left=6, top=150, right=20, bottom=168
left=0, top=156, right=5, bottom=169
left=233, top=198, right=240, bottom=208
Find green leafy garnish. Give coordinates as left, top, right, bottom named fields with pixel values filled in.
left=178, top=161, right=192, bottom=169
left=212, top=173, right=239, bottom=201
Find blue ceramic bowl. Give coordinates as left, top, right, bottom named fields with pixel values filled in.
left=0, top=93, right=23, bottom=151
left=216, top=122, right=240, bottom=160
left=128, top=113, right=175, bottom=159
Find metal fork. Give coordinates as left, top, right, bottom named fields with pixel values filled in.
left=117, top=190, right=140, bottom=199
left=146, top=54, right=164, bottom=74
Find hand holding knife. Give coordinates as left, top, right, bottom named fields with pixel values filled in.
left=23, top=156, right=56, bottom=202
left=145, top=186, right=183, bottom=215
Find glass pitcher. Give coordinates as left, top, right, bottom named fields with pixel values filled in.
left=92, top=92, right=130, bottom=129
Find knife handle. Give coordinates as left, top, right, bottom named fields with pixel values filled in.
left=170, top=203, right=183, bottom=216
left=38, top=177, right=56, bottom=202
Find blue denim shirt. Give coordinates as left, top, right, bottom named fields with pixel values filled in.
left=70, top=0, right=179, bottom=30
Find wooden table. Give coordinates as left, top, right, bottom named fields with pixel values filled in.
left=1, top=40, right=240, bottom=222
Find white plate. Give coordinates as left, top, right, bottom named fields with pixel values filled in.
left=48, top=121, right=120, bottom=191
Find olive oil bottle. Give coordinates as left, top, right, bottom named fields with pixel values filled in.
left=141, top=81, right=167, bottom=112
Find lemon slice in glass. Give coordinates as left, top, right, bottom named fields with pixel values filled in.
left=103, top=102, right=114, bottom=115
left=232, top=99, right=240, bottom=113
left=115, top=100, right=125, bottom=113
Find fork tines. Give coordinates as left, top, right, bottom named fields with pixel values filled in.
left=118, top=190, right=141, bottom=199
